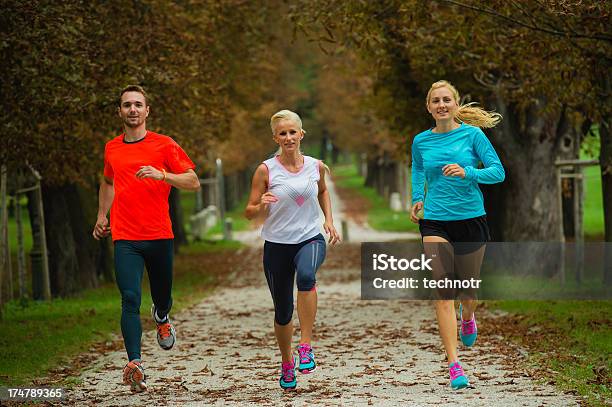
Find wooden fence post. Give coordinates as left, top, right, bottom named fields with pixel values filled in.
left=556, top=163, right=566, bottom=285
left=216, top=158, right=230, bottom=240
left=0, top=165, right=7, bottom=315
left=574, top=165, right=584, bottom=284
left=28, top=165, right=51, bottom=300
left=15, top=191, right=26, bottom=298
left=5, top=198, right=12, bottom=301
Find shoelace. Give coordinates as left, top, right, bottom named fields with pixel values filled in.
left=157, top=322, right=172, bottom=339
left=461, top=318, right=476, bottom=335
left=297, top=345, right=311, bottom=363
left=449, top=363, right=464, bottom=380
left=281, top=364, right=295, bottom=382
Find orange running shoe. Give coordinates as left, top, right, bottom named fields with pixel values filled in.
left=122, top=359, right=147, bottom=392
left=151, top=304, right=176, bottom=350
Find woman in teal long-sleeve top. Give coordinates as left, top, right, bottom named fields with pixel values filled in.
left=410, top=80, right=505, bottom=390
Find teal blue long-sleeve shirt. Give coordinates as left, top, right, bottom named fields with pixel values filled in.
left=411, top=123, right=505, bottom=221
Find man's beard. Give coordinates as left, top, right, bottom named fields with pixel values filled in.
left=124, top=117, right=143, bottom=128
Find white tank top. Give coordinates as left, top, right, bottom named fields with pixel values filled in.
left=261, top=155, right=321, bottom=244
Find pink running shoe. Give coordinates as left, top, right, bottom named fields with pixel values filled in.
left=459, top=303, right=477, bottom=347
left=279, top=355, right=298, bottom=390
left=297, top=343, right=316, bottom=374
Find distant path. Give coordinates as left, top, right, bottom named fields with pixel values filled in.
left=233, top=176, right=421, bottom=246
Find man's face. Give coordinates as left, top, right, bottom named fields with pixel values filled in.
left=118, top=91, right=149, bottom=128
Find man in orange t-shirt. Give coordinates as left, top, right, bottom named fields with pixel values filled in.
left=93, top=85, right=200, bottom=392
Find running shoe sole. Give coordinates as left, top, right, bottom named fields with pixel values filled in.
left=131, top=380, right=148, bottom=393
left=298, top=365, right=317, bottom=374
left=451, top=376, right=469, bottom=390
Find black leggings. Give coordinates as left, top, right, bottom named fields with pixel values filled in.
left=114, top=239, right=174, bottom=361
left=263, top=234, right=326, bottom=325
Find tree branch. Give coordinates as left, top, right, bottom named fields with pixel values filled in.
left=434, top=0, right=612, bottom=43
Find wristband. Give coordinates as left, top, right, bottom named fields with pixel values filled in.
left=162, top=169, right=167, bottom=182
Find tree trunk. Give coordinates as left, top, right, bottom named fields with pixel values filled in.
left=331, top=143, right=340, bottom=164
left=169, top=187, right=186, bottom=253
left=481, top=99, right=573, bottom=279
left=561, top=178, right=576, bottom=238
left=27, top=189, right=43, bottom=299
left=41, top=183, right=105, bottom=296
left=383, top=155, right=397, bottom=199
left=600, top=117, right=612, bottom=284
left=320, top=133, right=328, bottom=161
left=489, top=97, right=569, bottom=241
left=242, top=170, right=251, bottom=201
left=499, top=153, right=561, bottom=240
left=227, top=173, right=239, bottom=211
left=365, top=156, right=379, bottom=189
left=480, top=183, right=504, bottom=241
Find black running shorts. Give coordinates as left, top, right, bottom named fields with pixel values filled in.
left=419, top=215, right=490, bottom=255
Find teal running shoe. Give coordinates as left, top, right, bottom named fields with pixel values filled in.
left=449, top=361, right=469, bottom=390
left=297, top=343, right=316, bottom=374
left=459, top=303, right=477, bottom=347
left=279, top=356, right=297, bottom=390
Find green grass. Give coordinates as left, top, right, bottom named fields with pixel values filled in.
left=491, top=300, right=612, bottom=406
left=479, top=274, right=608, bottom=300
left=581, top=130, right=605, bottom=238
left=7, top=202, right=33, bottom=254
left=583, top=165, right=605, bottom=238
left=180, top=238, right=244, bottom=254
left=332, top=164, right=418, bottom=232
left=0, top=240, right=240, bottom=387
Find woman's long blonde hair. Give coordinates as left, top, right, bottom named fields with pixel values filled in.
left=426, top=80, right=502, bottom=128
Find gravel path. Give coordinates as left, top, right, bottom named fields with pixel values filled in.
left=66, top=178, right=578, bottom=406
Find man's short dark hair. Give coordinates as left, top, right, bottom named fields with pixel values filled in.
left=119, top=85, right=148, bottom=106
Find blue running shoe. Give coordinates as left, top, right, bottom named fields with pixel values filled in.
left=449, top=361, right=469, bottom=390
left=279, top=356, right=297, bottom=390
left=459, top=303, right=477, bottom=347
left=297, top=343, right=316, bottom=374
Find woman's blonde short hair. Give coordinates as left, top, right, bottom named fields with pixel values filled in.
left=270, top=109, right=306, bottom=134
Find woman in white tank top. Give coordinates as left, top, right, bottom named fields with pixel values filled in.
left=245, top=110, right=340, bottom=390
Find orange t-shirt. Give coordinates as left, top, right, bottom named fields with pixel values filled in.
left=103, top=131, right=196, bottom=241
